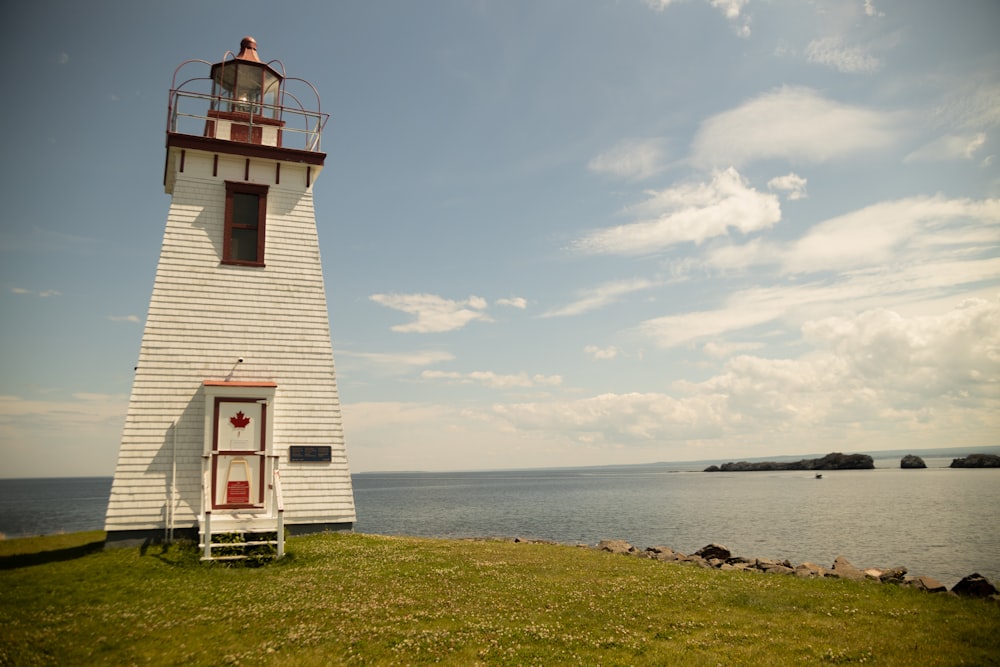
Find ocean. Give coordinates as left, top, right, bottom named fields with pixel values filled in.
left=2, top=455, right=998, bottom=587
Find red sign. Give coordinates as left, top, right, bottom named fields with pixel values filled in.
left=226, top=480, right=250, bottom=504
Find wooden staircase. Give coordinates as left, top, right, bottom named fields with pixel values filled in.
left=199, top=469, right=285, bottom=561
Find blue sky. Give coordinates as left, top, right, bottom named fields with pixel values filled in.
left=1, top=1, right=998, bottom=477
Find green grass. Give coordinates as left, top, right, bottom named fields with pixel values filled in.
left=1, top=532, right=997, bottom=665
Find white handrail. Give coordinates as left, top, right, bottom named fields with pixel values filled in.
left=273, top=469, right=285, bottom=558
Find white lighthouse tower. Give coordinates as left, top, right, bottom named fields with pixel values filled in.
left=105, top=38, right=355, bottom=553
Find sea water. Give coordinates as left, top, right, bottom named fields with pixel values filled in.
left=2, top=458, right=998, bottom=587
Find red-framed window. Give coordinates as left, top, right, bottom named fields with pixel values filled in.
left=223, top=181, right=268, bottom=266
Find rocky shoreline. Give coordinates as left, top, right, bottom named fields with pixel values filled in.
left=502, top=537, right=999, bottom=601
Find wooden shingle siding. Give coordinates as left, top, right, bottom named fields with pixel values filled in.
left=105, top=147, right=355, bottom=534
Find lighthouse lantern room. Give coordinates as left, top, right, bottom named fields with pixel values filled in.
left=105, top=38, right=356, bottom=556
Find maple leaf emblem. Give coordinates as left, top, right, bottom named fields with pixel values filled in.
left=230, top=411, right=251, bottom=429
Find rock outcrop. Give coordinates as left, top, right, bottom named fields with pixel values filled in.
left=950, top=454, right=1000, bottom=468
left=900, top=454, right=927, bottom=469
left=704, top=452, right=874, bottom=472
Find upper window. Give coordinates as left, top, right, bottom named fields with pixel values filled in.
left=223, top=182, right=267, bottom=266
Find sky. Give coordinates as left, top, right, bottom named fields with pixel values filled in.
left=1, top=1, right=998, bottom=477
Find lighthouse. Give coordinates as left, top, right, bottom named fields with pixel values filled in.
left=105, top=38, right=355, bottom=553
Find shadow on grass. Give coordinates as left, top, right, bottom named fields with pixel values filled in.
left=0, top=539, right=106, bottom=570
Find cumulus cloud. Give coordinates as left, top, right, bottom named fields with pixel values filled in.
left=767, top=173, right=808, bottom=200
left=493, top=392, right=726, bottom=442
left=543, top=278, right=659, bottom=318
left=493, top=298, right=1000, bottom=449
left=904, top=132, right=988, bottom=163
left=801, top=297, right=1000, bottom=400
left=370, top=293, right=492, bottom=333
left=339, top=349, right=455, bottom=374
left=588, top=138, right=667, bottom=181
left=643, top=0, right=750, bottom=37
left=691, top=87, right=899, bottom=168
left=496, top=297, right=527, bottom=309
left=422, top=370, right=563, bottom=389
left=806, top=36, right=881, bottom=73
left=585, top=345, right=620, bottom=360
left=864, top=0, right=884, bottom=18
left=571, top=168, right=780, bottom=256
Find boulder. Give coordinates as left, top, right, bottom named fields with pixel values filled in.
left=830, top=556, right=865, bottom=581
left=900, top=455, right=926, bottom=469
left=877, top=567, right=908, bottom=585
left=694, top=544, right=731, bottom=560
left=597, top=539, right=636, bottom=555
left=795, top=562, right=827, bottom=578
left=951, top=573, right=999, bottom=598
left=645, top=546, right=677, bottom=561
left=904, top=575, right=947, bottom=593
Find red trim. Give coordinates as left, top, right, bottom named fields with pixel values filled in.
left=244, top=158, right=250, bottom=181
left=275, top=162, right=280, bottom=185
left=212, top=154, right=218, bottom=177
left=179, top=149, right=185, bottom=173
left=211, top=397, right=268, bottom=509
left=306, top=166, right=312, bottom=188
left=222, top=181, right=268, bottom=266
left=167, top=132, right=325, bottom=166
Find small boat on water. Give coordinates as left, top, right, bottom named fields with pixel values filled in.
left=815, top=473, right=823, bottom=479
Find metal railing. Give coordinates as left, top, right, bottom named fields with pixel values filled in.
left=168, top=89, right=329, bottom=153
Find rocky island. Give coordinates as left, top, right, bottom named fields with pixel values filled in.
left=704, top=451, right=874, bottom=472
left=900, top=454, right=927, bottom=468
left=950, top=453, right=1000, bottom=468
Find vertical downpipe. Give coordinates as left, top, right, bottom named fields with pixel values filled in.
left=169, top=420, right=177, bottom=542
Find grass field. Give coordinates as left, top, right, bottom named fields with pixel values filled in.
left=1, top=531, right=998, bottom=665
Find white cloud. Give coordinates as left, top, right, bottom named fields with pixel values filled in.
left=370, top=293, right=492, bottom=333
left=494, top=298, right=1000, bottom=450
left=340, top=349, right=455, bottom=374
left=801, top=296, right=1000, bottom=400
left=782, top=196, right=1000, bottom=274
left=585, top=345, right=620, bottom=360
left=543, top=278, right=659, bottom=318
left=643, top=0, right=750, bottom=37
left=108, top=314, right=140, bottom=323
left=702, top=340, right=764, bottom=359
left=422, top=370, right=563, bottom=389
left=705, top=195, right=1000, bottom=276
left=496, top=296, right=527, bottom=309
left=493, top=392, right=726, bottom=442
left=571, top=168, right=780, bottom=256
left=657, top=193, right=1000, bottom=349
left=864, top=0, right=884, bottom=18
left=806, top=36, right=880, bottom=73
left=10, top=287, right=61, bottom=297
left=767, top=173, right=808, bottom=200
left=904, top=132, right=988, bottom=163
left=691, top=87, right=899, bottom=168
left=588, top=138, right=667, bottom=181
